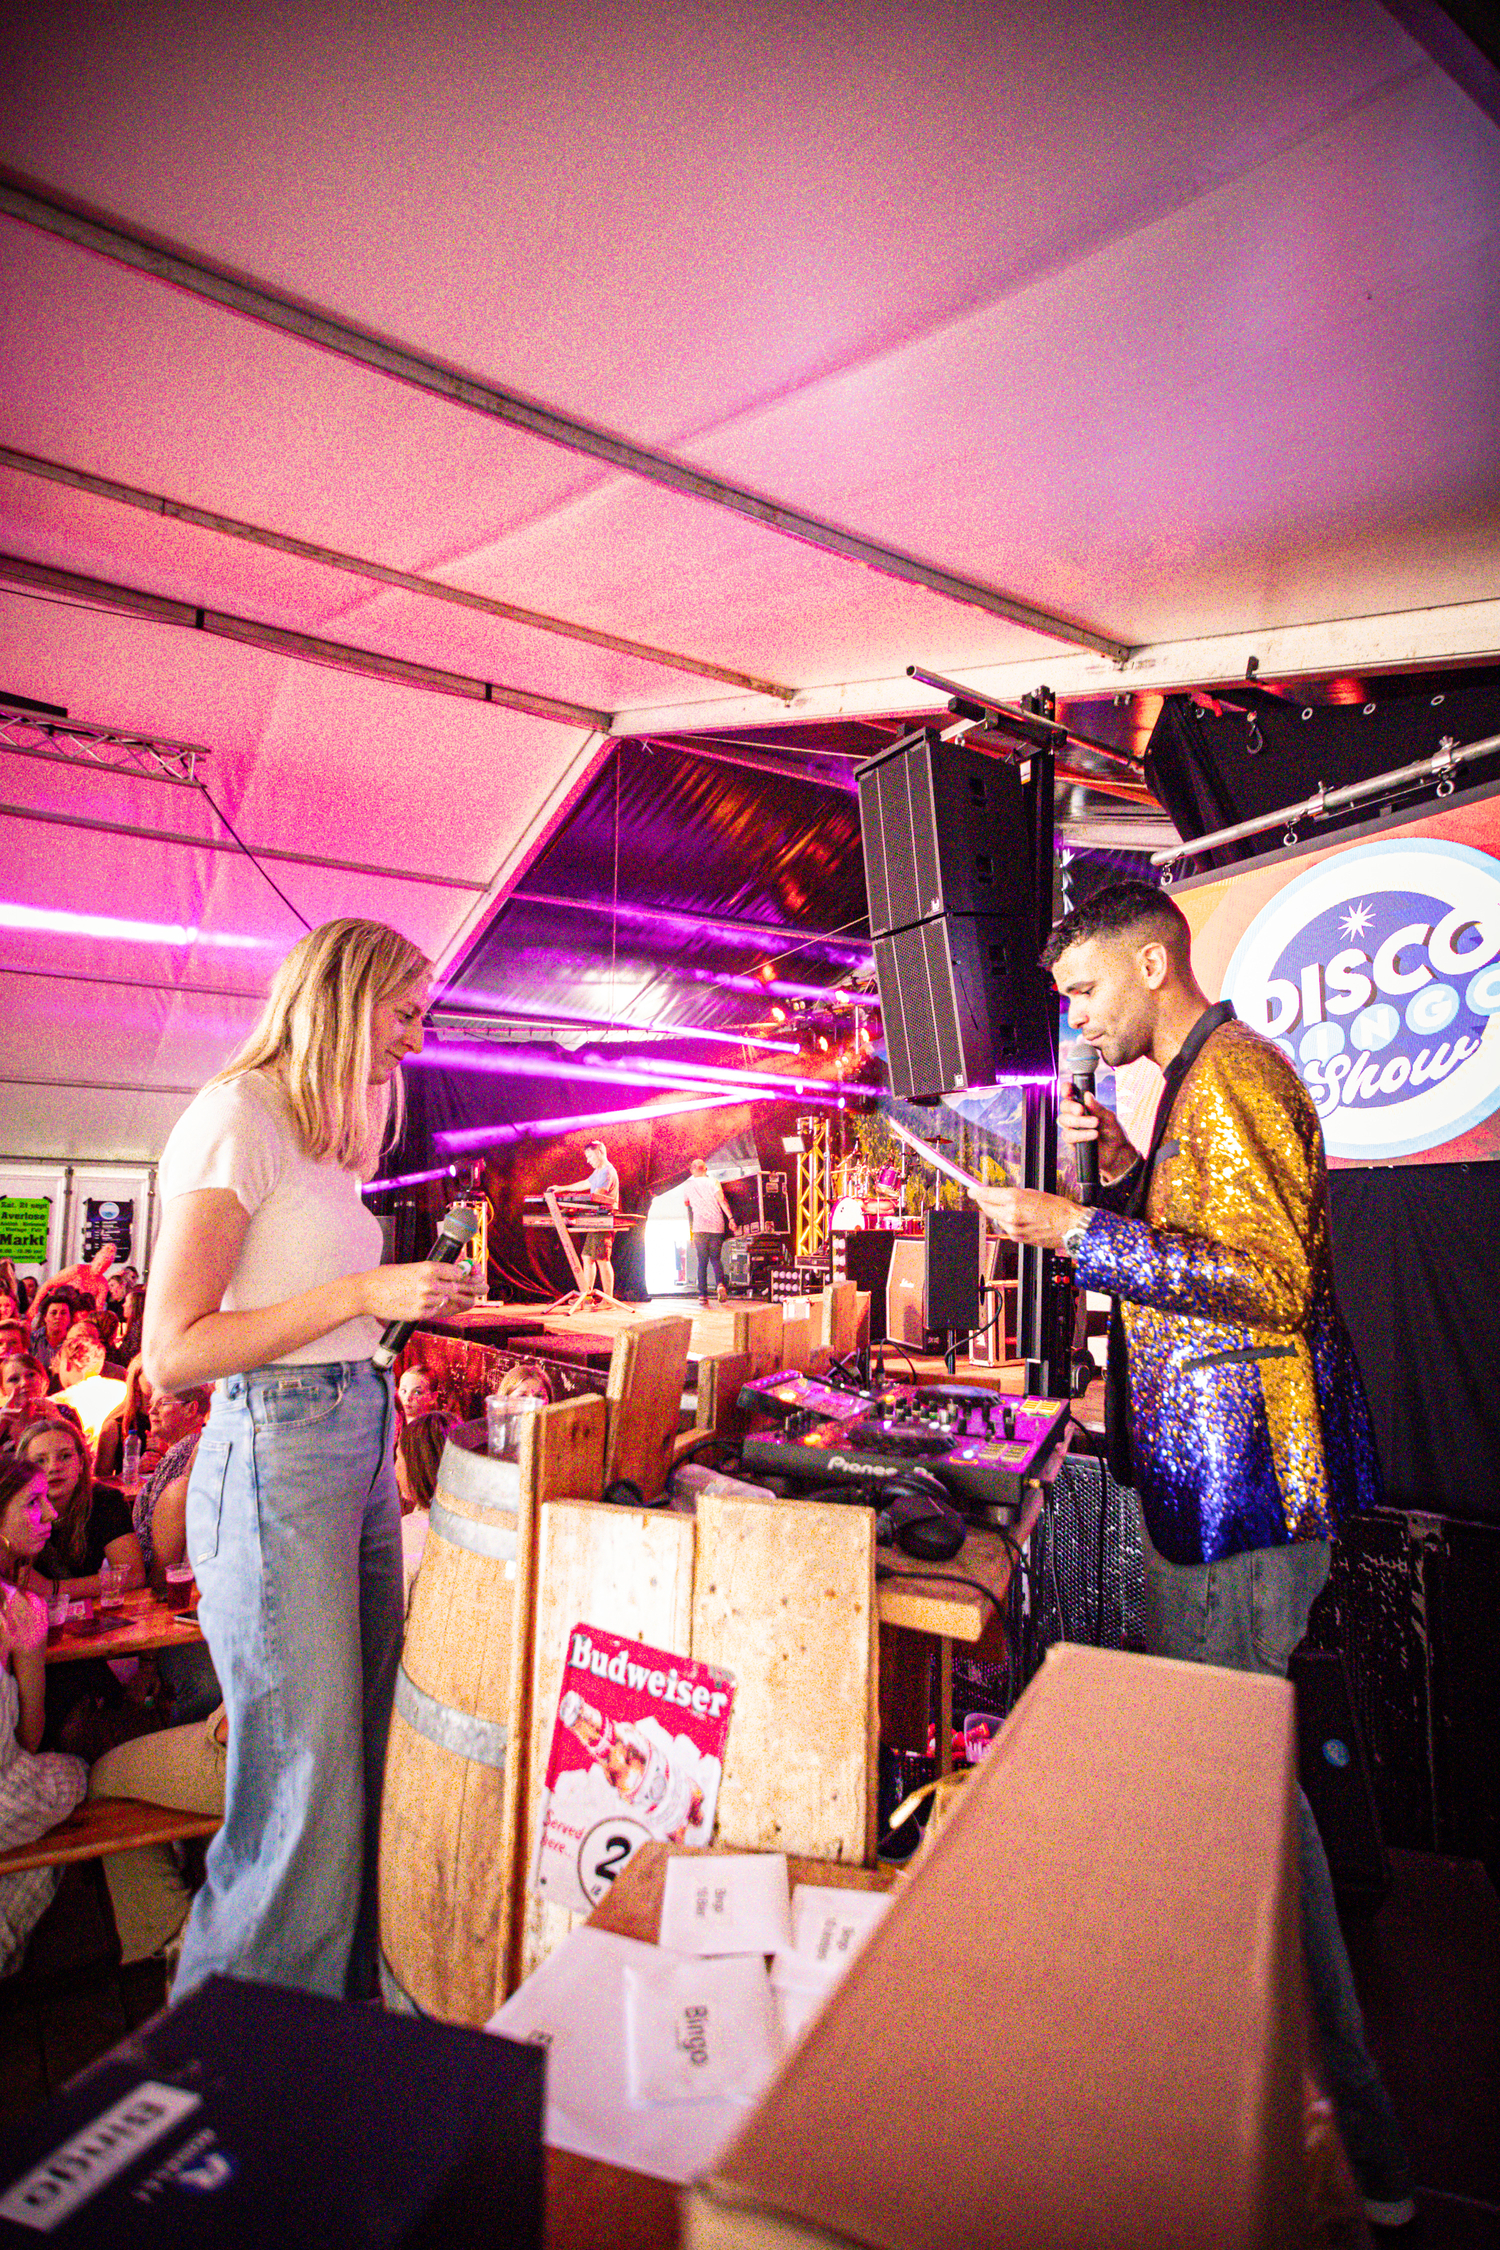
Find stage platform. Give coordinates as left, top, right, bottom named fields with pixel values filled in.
left=432, top=1296, right=1107, bottom=1432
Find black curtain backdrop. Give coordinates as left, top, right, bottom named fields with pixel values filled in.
left=1329, top=1164, right=1500, bottom=1524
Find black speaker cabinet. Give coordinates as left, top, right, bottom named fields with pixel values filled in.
left=924, top=1207, right=980, bottom=1333
left=842, top=1229, right=897, bottom=1342
left=858, top=730, right=1035, bottom=935
left=1290, top=1646, right=1391, bottom=1912
left=873, top=912, right=1055, bottom=1097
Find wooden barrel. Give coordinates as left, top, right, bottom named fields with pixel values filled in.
left=379, top=1432, right=529, bottom=2024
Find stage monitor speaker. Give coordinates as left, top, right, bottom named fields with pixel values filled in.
left=886, top=1236, right=927, bottom=1349
left=1290, top=1647, right=1391, bottom=1912
left=873, top=913, right=1056, bottom=1098
left=843, top=1230, right=897, bottom=1343
left=858, top=730, right=1034, bottom=935
left=924, top=1207, right=980, bottom=1333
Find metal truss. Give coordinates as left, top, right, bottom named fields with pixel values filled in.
left=0, top=704, right=210, bottom=786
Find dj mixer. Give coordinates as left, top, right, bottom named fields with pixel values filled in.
left=738, top=1370, right=1071, bottom=1519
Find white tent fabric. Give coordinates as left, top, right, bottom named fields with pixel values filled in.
left=1, top=0, right=1497, bottom=1160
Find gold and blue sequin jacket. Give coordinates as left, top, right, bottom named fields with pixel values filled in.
left=1075, top=1018, right=1380, bottom=1566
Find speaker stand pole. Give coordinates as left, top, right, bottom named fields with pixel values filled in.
left=1017, top=711, right=1072, bottom=1399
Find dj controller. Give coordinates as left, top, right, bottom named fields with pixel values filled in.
left=739, top=1370, right=1071, bottom=1521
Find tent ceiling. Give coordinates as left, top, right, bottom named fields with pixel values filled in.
left=1, top=0, right=1497, bottom=1160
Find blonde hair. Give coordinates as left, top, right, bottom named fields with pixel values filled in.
left=210, top=919, right=429, bottom=1174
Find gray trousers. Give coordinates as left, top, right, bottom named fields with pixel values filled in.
left=1141, top=1522, right=1412, bottom=2204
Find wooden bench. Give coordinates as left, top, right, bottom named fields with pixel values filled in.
left=0, top=1797, right=221, bottom=1878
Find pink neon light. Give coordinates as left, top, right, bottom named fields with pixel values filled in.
left=414, top=1042, right=844, bottom=1105
left=436, top=1091, right=734, bottom=1152
left=0, top=903, right=276, bottom=949
left=361, top=1163, right=460, bottom=1195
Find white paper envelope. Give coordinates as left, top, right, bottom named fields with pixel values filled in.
left=623, top=1952, right=779, bottom=2106
left=486, top=1925, right=756, bottom=2186
left=789, top=1883, right=891, bottom=1971
left=773, top=1983, right=826, bottom=2048
left=659, top=1852, right=791, bottom=1957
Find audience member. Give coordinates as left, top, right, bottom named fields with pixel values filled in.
left=30, top=1292, right=79, bottom=1376
left=117, top=1286, right=147, bottom=1369
left=394, top=1411, right=454, bottom=1607
left=0, top=1325, right=27, bottom=1365
left=0, top=1290, right=17, bottom=1325
left=0, top=1455, right=88, bottom=1974
left=0, top=1357, right=49, bottom=1440
left=396, top=1364, right=439, bottom=1422
left=94, top=1358, right=153, bottom=1482
left=51, top=1317, right=107, bottom=1394
left=16, top=1419, right=145, bottom=1597
left=89, top=1705, right=227, bottom=1976
left=132, top=1388, right=211, bottom=1581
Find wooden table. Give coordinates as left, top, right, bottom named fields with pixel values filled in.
left=45, top=1587, right=204, bottom=1665
left=545, top=1841, right=896, bottom=2250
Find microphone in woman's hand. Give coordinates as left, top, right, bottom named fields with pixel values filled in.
left=371, top=1207, right=480, bottom=1371
left=1064, top=1043, right=1100, bottom=1206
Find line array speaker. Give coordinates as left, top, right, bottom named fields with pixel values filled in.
left=859, top=733, right=1034, bottom=934
left=858, top=729, right=1056, bottom=1098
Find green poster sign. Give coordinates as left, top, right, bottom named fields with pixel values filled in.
left=0, top=1197, right=51, bottom=1265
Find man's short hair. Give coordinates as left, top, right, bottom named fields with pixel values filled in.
left=1041, top=879, right=1191, bottom=972
left=585, top=1139, right=606, bottom=1156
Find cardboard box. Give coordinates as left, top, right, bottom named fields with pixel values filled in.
left=686, top=1643, right=1310, bottom=2250
left=0, top=1975, right=543, bottom=2248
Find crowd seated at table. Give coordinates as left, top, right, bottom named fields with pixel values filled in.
left=0, top=1251, right=229, bottom=1981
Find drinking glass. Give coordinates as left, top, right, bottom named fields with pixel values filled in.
left=97, top=1559, right=125, bottom=1614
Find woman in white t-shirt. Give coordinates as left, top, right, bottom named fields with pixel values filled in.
left=143, top=919, right=483, bottom=1999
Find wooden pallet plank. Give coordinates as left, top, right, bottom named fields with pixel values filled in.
left=732, top=1302, right=784, bottom=1377
left=694, top=1350, right=752, bottom=1433
left=604, top=1315, right=693, bottom=1501
left=691, top=1493, right=877, bottom=1867
left=0, top=1799, right=220, bottom=1877
left=518, top=1500, right=697, bottom=1981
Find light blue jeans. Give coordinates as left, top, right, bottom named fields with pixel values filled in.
left=1141, top=1521, right=1413, bottom=2205
left=172, top=1360, right=403, bottom=2002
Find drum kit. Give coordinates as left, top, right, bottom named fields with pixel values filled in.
left=830, top=1158, right=904, bottom=1232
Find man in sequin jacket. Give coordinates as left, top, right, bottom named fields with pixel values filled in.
left=973, top=878, right=1412, bottom=2228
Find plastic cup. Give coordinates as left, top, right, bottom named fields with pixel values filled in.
left=97, top=1560, right=125, bottom=1614
left=162, top=1565, right=195, bottom=1613
left=485, top=1390, right=546, bottom=1462
left=46, top=1590, right=69, bottom=1642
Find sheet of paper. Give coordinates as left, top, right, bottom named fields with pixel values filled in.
left=789, top=1882, right=890, bottom=1970
left=486, top=1926, right=759, bottom=2186
left=623, top=1952, right=779, bottom=2107
left=659, top=1852, right=792, bottom=1957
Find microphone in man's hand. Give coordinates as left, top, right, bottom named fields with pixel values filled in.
left=371, top=1206, right=480, bottom=1371
left=1064, top=1043, right=1100, bottom=1206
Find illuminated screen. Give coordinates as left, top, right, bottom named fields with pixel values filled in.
left=1167, top=780, right=1500, bottom=1168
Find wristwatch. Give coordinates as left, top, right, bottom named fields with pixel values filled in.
left=1061, top=1212, right=1091, bottom=1262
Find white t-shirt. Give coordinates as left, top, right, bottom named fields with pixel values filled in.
left=682, top=1173, right=729, bottom=1232
left=157, top=1073, right=384, bottom=1364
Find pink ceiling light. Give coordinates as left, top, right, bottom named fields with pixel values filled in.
left=436, top=1091, right=736, bottom=1152
left=0, top=903, right=276, bottom=950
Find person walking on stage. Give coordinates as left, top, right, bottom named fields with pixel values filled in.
left=971, top=879, right=1413, bottom=2232
left=682, top=1157, right=737, bottom=1306
left=142, top=918, right=483, bottom=2000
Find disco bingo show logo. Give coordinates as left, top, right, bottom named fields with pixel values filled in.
left=1220, top=840, right=1500, bottom=1160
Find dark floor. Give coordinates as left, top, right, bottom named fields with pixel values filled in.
left=0, top=1851, right=1495, bottom=2243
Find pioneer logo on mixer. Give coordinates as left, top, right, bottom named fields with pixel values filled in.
left=1221, top=840, right=1500, bottom=1160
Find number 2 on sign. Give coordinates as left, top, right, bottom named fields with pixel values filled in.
left=577, top=1815, right=650, bottom=1907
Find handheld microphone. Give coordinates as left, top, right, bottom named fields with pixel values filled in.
left=1064, top=1043, right=1101, bottom=1206
left=371, top=1205, right=480, bottom=1371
